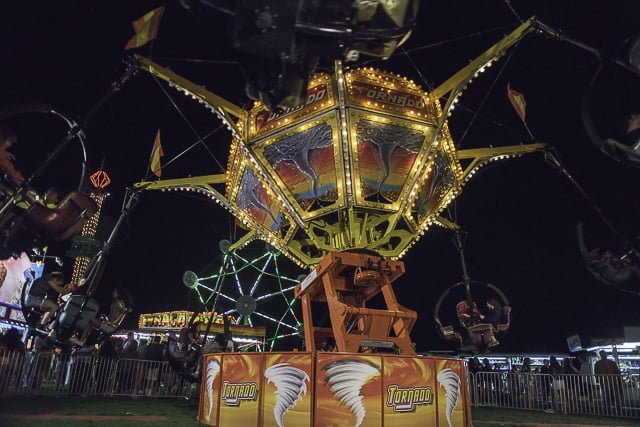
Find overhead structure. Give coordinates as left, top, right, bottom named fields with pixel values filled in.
left=135, top=18, right=548, bottom=356
left=135, top=17, right=546, bottom=269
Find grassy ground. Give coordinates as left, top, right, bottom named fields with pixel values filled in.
left=0, top=397, right=638, bottom=426
left=0, top=396, right=200, bottom=427
left=473, top=407, right=639, bottom=426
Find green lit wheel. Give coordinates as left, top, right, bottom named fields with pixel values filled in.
left=184, top=244, right=302, bottom=350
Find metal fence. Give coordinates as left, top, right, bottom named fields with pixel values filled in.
left=470, top=372, right=640, bottom=418
left=0, top=349, right=197, bottom=398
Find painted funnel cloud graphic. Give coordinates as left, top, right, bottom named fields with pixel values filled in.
left=356, top=120, right=424, bottom=195
left=264, top=122, right=333, bottom=198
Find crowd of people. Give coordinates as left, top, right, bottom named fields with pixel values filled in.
left=468, top=352, right=626, bottom=414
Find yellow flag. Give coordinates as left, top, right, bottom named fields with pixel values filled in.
left=150, top=129, right=164, bottom=178
left=507, top=82, right=527, bottom=122
left=124, top=6, right=165, bottom=50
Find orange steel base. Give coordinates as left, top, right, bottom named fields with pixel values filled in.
left=294, top=252, right=417, bottom=355
left=198, top=351, right=472, bottom=427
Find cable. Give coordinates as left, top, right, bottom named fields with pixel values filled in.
left=503, top=0, right=524, bottom=24
left=150, top=74, right=226, bottom=172
left=153, top=57, right=239, bottom=65
left=141, top=124, right=225, bottom=181
left=353, top=25, right=514, bottom=69
left=457, top=42, right=520, bottom=148
left=399, top=45, right=434, bottom=92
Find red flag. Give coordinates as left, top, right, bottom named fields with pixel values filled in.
left=124, top=6, right=165, bottom=50
left=507, top=82, right=527, bottom=122
left=150, top=129, right=164, bottom=178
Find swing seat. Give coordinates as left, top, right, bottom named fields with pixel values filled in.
left=58, top=294, right=100, bottom=331
left=22, top=191, right=97, bottom=241
left=467, top=323, right=499, bottom=349
left=496, top=306, right=511, bottom=332
left=435, top=318, right=462, bottom=344
left=441, top=325, right=462, bottom=342
left=97, top=306, right=131, bottom=334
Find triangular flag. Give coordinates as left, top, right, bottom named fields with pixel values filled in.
left=507, top=82, right=527, bottom=122
left=150, top=129, right=164, bottom=178
left=124, top=6, right=165, bottom=50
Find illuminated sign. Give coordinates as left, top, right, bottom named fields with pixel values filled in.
left=386, top=385, right=433, bottom=412
left=138, top=311, right=236, bottom=330
left=89, top=170, right=111, bottom=189
left=221, top=381, right=259, bottom=406
left=252, top=83, right=331, bottom=136
left=349, top=80, right=430, bottom=116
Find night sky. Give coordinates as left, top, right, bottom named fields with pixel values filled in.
left=1, top=1, right=639, bottom=354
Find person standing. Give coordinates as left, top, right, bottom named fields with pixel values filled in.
left=595, top=350, right=623, bottom=414
left=117, top=332, right=138, bottom=394
left=145, top=336, right=165, bottom=395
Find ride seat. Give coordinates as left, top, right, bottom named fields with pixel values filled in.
left=58, top=294, right=100, bottom=331
left=98, top=307, right=132, bottom=334
left=436, top=318, right=462, bottom=344
left=467, top=323, right=499, bottom=349
left=22, top=191, right=98, bottom=241
left=496, top=306, right=511, bottom=332
left=456, top=300, right=481, bottom=327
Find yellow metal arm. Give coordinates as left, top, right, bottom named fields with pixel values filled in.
left=226, top=230, right=258, bottom=253
left=431, top=17, right=537, bottom=101
left=134, top=174, right=231, bottom=209
left=134, top=55, right=247, bottom=139
left=457, top=142, right=547, bottom=179
left=134, top=174, right=227, bottom=189
left=433, top=216, right=460, bottom=230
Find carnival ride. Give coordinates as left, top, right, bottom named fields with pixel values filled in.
left=127, top=10, right=640, bottom=361
left=133, top=17, right=547, bottom=358
left=2, top=3, right=639, bottom=425
left=0, top=98, right=143, bottom=347
left=181, top=0, right=420, bottom=112
left=0, top=105, right=98, bottom=260
left=433, top=232, right=511, bottom=354
left=181, top=241, right=302, bottom=350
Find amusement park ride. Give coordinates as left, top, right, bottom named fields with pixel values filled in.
left=2, top=1, right=640, bottom=426
left=133, top=16, right=545, bottom=356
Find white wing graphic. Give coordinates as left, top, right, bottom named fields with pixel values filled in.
left=437, top=368, right=461, bottom=427
left=264, top=363, right=310, bottom=427
left=206, top=359, right=221, bottom=417
left=323, top=360, right=381, bottom=427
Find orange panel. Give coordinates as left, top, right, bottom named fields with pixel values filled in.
left=262, top=352, right=313, bottom=427
left=435, top=358, right=469, bottom=427
left=218, top=353, right=263, bottom=427
left=315, top=353, right=382, bottom=427
left=382, top=356, right=437, bottom=426
left=198, top=353, right=471, bottom=427
left=199, top=354, right=223, bottom=426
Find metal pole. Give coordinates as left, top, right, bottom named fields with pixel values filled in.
left=84, top=188, right=141, bottom=297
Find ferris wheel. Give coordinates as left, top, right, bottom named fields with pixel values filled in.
left=182, top=240, right=302, bottom=350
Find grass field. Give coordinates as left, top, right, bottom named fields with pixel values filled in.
left=0, top=397, right=637, bottom=426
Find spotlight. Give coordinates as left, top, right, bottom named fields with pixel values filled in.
left=183, top=270, right=199, bottom=289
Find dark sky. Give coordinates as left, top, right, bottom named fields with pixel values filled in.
left=1, top=1, right=639, bottom=353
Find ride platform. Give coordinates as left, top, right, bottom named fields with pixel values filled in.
left=198, top=351, right=471, bottom=427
